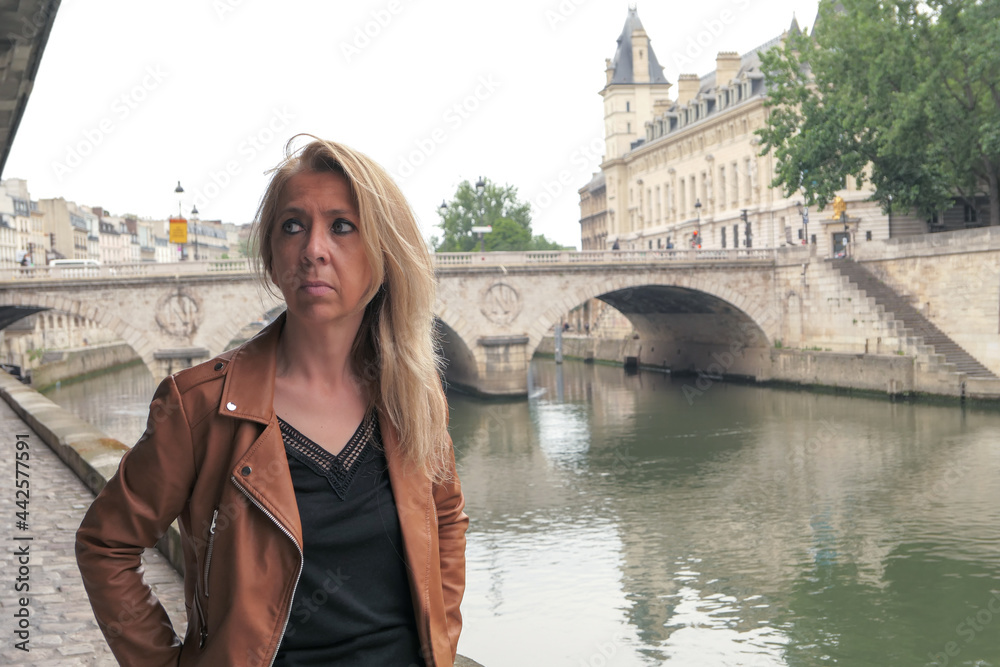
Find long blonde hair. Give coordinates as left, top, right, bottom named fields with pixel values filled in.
left=250, top=136, right=450, bottom=480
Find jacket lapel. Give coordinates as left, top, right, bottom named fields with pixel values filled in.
left=221, top=313, right=304, bottom=548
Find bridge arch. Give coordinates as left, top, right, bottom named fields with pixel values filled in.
left=525, top=271, right=779, bottom=376
left=434, top=317, right=480, bottom=391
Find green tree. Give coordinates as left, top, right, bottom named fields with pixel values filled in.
left=757, top=0, right=1000, bottom=226
left=433, top=178, right=566, bottom=251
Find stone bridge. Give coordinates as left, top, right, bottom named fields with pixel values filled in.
left=3, top=233, right=998, bottom=397
left=432, top=249, right=781, bottom=394
left=0, top=250, right=783, bottom=394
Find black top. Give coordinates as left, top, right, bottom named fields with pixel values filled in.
left=273, top=412, right=424, bottom=667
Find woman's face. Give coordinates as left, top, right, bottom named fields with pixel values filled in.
left=269, top=169, right=373, bottom=331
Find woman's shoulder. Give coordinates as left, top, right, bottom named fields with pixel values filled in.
left=151, top=350, right=244, bottom=433
left=168, top=348, right=238, bottom=397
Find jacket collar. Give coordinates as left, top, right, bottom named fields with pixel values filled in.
left=217, top=311, right=406, bottom=469
left=219, top=312, right=285, bottom=425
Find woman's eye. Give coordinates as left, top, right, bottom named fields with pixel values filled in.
left=332, top=219, right=356, bottom=235
left=281, top=219, right=303, bottom=233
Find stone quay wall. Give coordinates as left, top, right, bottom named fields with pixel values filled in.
left=31, top=341, right=141, bottom=390
left=539, top=334, right=1000, bottom=400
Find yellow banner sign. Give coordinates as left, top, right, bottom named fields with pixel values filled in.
left=169, top=217, right=188, bottom=244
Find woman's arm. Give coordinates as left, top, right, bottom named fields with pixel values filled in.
left=76, top=375, right=196, bottom=667
left=434, top=440, right=469, bottom=660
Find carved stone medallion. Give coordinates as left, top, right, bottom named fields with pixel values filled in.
left=155, top=288, right=203, bottom=338
left=480, top=282, right=522, bottom=326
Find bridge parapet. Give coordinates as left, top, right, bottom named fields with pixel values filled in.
left=432, top=248, right=778, bottom=267
left=0, top=260, right=255, bottom=283
left=0, top=249, right=782, bottom=283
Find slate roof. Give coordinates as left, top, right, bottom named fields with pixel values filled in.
left=609, top=7, right=670, bottom=86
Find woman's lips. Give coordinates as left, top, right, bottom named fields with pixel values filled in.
left=300, top=281, right=334, bottom=296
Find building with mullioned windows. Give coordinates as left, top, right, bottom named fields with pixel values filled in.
left=579, top=7, right=935, bottom=258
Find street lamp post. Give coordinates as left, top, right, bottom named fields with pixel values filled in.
left=841, top=211, right=850, bottom=258
left=796, top=201, right=810, bottom=244
left=174, top=181, right=186, bottom=261
left=694, top=198, right=702, bottom=248
left=472, top=176, right=491, bottom=253
left=191, top=205, right=200, bottom=261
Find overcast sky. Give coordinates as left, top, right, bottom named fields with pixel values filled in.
left=7, top=0, right=819, bottom=249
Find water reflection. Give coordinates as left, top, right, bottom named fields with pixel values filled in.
left=41, top=362, right=156, bottom=446
left=43, top=360, right=1000, bottom=666
left=453, top=361, right=1000, bottom=666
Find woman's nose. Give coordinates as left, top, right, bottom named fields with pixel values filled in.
left=303, top=225, right=328, bottom=264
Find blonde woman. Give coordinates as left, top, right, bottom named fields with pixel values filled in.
left=77, top=137, right=468, bottom=666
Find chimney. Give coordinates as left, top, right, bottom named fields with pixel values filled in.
left=631, top=29, right=650, bottom=83
left=716, top=51, right=741, bottom=87
left=677, top=74, right=700, bottom=106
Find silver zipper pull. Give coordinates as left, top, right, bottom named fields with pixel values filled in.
left=209, top=509, right=218, bottom=534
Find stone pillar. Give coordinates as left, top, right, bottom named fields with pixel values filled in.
left=151, top=347, right=210, bottom=381
left=475, top=335, right=531, bottom=396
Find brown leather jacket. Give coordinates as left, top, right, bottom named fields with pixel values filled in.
left=76, top=317, right=468, bottom=666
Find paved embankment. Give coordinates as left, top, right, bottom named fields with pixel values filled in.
left=0, top=394, right=186, bottom=666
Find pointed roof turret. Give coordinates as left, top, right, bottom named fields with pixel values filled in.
left=609, top=6, right=669, bottom=86
left=789, top=13, right=801, bottom=35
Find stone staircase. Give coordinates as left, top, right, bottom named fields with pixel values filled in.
left=828, top=258, right=996, bottom=378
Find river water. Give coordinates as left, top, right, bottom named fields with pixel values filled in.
left=45, top=360, right=1000, bottom=667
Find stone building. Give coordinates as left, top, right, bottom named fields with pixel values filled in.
left=37, top=198, right=90, bottom=261
left=578, top=8, right=928, bottom=257
left=1, top=178, right=48, bottom=265
left=186, top=216, right=232, bottom=260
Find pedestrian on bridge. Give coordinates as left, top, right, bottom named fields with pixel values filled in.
left=76, top=136, right=468, bottom=667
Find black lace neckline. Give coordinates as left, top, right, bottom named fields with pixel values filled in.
left=277, top=411, right=377, bottom=500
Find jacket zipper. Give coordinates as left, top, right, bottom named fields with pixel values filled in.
left=231, top=475, right=303, bottom=667
left=203, top=509, right=219, bottom=598
left=194, top=582, right=208, bottom=648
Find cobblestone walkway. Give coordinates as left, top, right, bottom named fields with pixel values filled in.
left=0, top=400, right=186, bottom=666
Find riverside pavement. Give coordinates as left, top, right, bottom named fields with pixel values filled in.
left=0, top=397, right=186, bottom=666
